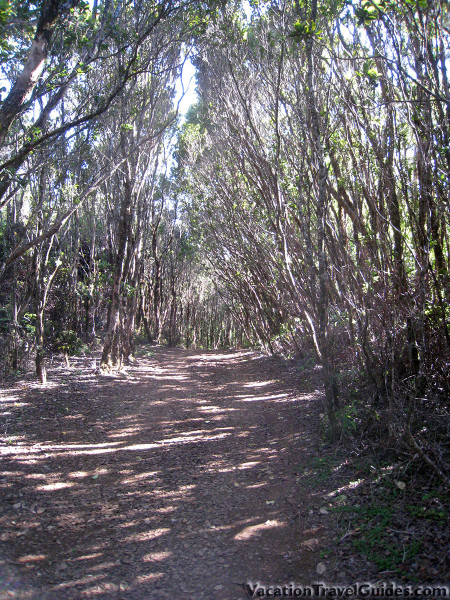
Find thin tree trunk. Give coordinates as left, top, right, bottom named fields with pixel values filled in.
left=100, top=165, right=132, bottom=369
left=304, top=0, right=338, bottom=434
left=0, top=0, right=81, bottom=147
left=35, top=308, right=47, bottom=384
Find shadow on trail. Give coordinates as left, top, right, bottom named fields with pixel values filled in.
left=0, top=348, right=326, bottom=600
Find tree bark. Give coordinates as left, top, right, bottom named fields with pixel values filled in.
left=100, top=165, right=132, bottom=369
left=0, top=0, right=81, bottom=147
left=304, top=0, right=338, bottom=434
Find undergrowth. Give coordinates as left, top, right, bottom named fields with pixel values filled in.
left=308, top=444, right=449, bottom=581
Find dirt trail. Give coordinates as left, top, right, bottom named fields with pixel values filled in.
left=0, top=348, right=330, bottom=600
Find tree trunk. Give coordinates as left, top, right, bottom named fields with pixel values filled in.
left=100, top=168, right=132, bottom=369
left=153, top=257, right=161, bottom=341
left=0, top=0, right=81, bottom=147
left=35, top=308, right=47, bottom=384
left=304, top=2, right=338, bottom=435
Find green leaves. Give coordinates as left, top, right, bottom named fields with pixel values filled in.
left=404, top=0, right=428, bottom=9
left=354, top=0, right=386, bottom=25
left=21, top=313, right=36, bottom=334
left=289, top=19, right=318, bottom=40
left=0, top=0, right=12, bottom=25
left=363, top=60, right=381, bottom=84
left=355, top=60, right=382, bottom=86
left=0, top=0, right=14, bottom=57
left=352, top=0, right=426, bottom=27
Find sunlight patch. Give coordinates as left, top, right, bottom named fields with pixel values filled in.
left=124, top=528, right=170, bottom=543
left=238, top=461, right=260, bottom=470
left=235, top=393, right=289, bottom=403
left=121, top=471, right=159, bottom=484
left=68, top=471, right=90, bottom=479
left=143, top=551, right=171, bottom=562
left=36, top=482, right=75, bottom=491
left=134, top=572, right=164, bottom=584
left=152, top=483, right=196, bottom=499
left=197, top=405, right=223, bottom=413
left=0, top=392, right=21, bottom=402
left=17, top=554, right=47, bottom=563
left=234, top=519, right=286, bottom=541
left=117, top=520, right=139, bottom=529
left=106, top=427, right=139, bottom=438
left=123, top=443, right=161, bottom=451
left=47, top=442, right=120, bottom=449
left=72, top=553, right=103, bottom=562
left=325, top=478, right=364, bottom=497
left=0, top=446, right=38, bottom=456
left=156, top=431, right=232, bottom=446
left=243, top=381, right=275, bottom=388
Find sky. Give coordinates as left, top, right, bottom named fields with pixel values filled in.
left=85, top=0, right=199, bottom=120
left=174, top=57, right=198, bottom=120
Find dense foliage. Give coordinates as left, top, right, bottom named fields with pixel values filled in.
left=0, top=0, right=448, bottom=476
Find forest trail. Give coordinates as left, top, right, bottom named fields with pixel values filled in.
left=0, top=348, right=332, bottom=600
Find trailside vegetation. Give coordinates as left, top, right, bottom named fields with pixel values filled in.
left=0, top=0, right=448, bottom=481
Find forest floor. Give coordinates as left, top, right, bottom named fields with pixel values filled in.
left=0, top=347, right=448, bottom=600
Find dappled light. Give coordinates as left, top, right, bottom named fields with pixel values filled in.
left=234, top=520, right=287, bottom=541
left=0, top=0, right=448, bottom=593
left=0, top=348, right=325, bottom=599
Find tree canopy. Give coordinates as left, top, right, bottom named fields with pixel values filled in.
left=0, top=0, right=448, bottom=475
